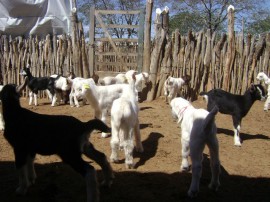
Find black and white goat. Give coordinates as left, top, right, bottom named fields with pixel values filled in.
left=20, top=67, right=58, bottom=106
left=170, top=97, right=220, bottom=198
left=256, top=72, right=270, bottom=111
left=0, top=77, right=114, bottom=202
left=49, top=74, right=72, bottom=105
left=200, top=84, right=266, bottom=146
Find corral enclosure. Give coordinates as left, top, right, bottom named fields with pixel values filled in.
left=0, top=1, right=270, bottom=202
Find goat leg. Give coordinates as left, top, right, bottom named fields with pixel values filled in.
left=83, top=143, right=114, bottom=188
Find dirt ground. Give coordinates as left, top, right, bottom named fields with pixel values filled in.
left=0, top=96, right=269, bottom=202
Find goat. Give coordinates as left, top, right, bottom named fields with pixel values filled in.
left=134, top=72, right=150, bottom=92
left=20, top=67, right=58, bottom=106
left=0, top=77, right=114, bottom=202
left=47, top=74, right=72, bottom=105
left=256, top=72, right=270, bottom=111
left=110, top=74, right=144, bottom=169
left=164, top=75, right=191, bottom=103
left=200, top=84, right=266, bottom=146
left=170, top=97, right=220, bottom=198
left=74, top=71, right=138, bottom=138
left=98, top=73, right=128, bottom=85
left=69, top=77, right=96, bottom=107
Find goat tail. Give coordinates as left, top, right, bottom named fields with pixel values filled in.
left=199, top=91, right=208, bottom=103
left=86, top=118, right=111, bottom=133
left=203, top=105, right=219, bottom=132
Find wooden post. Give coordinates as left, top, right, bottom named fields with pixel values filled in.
left=204, top=29, right=212, bottom=91
left=143, top=0, right=153, bottom=73
left=247, top=35, right=266, bottom=85
left=137, top=8, right=145, bottom=73
left=89, top=6, right=95, bottom=77
left=223, top=5, right=235, bottom=91
left=147, top=6, right=169, bottom=101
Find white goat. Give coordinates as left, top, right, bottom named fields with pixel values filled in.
left=98, top=73, right=128, bottom=85
left=110, top=74, right=144, bottom=169
left=164, top=75, right=191, bottom=103
left=75, top=72, right=137, bottom=138
left=170, top=97, right=220, bottom=198
left=256, top=72, right=270, bottom=111
left=134, top=72, right=150, bottom=92
left=69, top=77, right=96, bottom=107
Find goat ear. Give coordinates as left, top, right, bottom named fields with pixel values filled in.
left=250, top=83, right=255, bottom=92
left=132, top=73, right=136, bottom=81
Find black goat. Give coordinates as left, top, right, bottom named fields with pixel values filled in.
left=0, top=79, right=114, bottom=202
left=20, top=66, right=58, bottom=106
left=200, top=84, right=266, bottom=146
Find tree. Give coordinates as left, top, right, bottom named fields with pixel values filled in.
left=77, top=0, right=146, bottom=38
left=169, top=11, right=209, bottom=35
left=156, top=0, right=270, bottom=35
left=246, top=14, right=270, bottom=35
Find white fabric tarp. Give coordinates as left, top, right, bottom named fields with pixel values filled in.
left=0, top=0, right=72, bottom=37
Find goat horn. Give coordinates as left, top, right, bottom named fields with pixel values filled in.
left=16, top=76, right=29, bottom=93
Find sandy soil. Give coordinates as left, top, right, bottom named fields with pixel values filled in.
left=0, top=96, right=269, bottom=202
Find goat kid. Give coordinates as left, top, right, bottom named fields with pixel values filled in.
left=47, top=74, right=72, bottom=105
left=75, top=72, right=138, bottom=138
left=0, top=79, right=114, bottom=202
left=98, top=73, right=127, bottom=85
left=134, top=72, right=150, bottom=92
left=164, top=75, right=191, bottom=103
left=110, top=74, right=144, bottom=169
left=20, top=67, right=58, bottom=106
left=200, top=84, right=266, bottom=146
left=170, top=97, right=220, bottom=198
left=69, top=77, right=96, bottom=107
left=256, top=72, right=270, bottom=111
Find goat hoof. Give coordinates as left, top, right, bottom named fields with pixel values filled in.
left=100, top=179, right=113, bottom=188
left=208, top=183, right=220, bottom=192
left=126, top=163, right=134, bottom=169
left=180, top=166, right=190, bottom=172
left=234, top=142, right=242, bottom=147
left=187, top=189, right=198, bottom=198
left=110, top=158, right=119, bottom=163
left=15, top=186, right=28, bottom=196
left=136, top=147, right=144, bottom=153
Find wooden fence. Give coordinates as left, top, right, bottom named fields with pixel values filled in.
left=155, top=30, right=270, bottom=100
left=0, top=6, right=269, bottom=101
left=0, top=30, right=269, bottom=100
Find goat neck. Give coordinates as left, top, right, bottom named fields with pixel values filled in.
left=1, top=85, right=22, bottom=120
left=241, top=87, right=261, bottom=116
